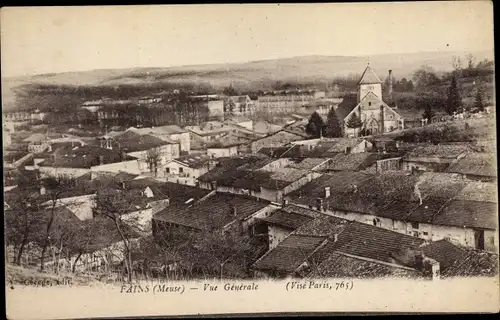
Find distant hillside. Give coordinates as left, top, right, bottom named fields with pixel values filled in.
left=2, top=50, right=494, bottom=108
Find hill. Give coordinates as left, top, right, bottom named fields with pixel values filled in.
left=2, top=50, right=494, bottom=108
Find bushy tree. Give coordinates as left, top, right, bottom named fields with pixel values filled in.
left=346, top=112, right=363, bottom=136
left=325, top=107, right=342, bottom=138
left=305, top=112, right=326, bottom=138
left=446, top=76, right=461, bottom=115
left=474, top=87, right=485, bottom=112
left=422, top=105, right=435, bottom=123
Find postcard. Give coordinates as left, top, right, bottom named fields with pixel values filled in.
left=2, top=2, right=498, bottom=319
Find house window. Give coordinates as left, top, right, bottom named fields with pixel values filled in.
left=368, top=102, right=372, bottom=106
left=166, top=168, right=170, bottom=174
left=179, top=167, right=184, bottom=173
left=423, top=232, right=429, bottom=236
left=411, top=222, right=419, bottom=229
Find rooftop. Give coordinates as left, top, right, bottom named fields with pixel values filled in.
left=446, top=152, right=497, bottom=178
left=260, top=209, right=314, bottom=230
left=112, top=131, right=176, bottom=152
left=322, top=153, right=379, bottom=172
left=358, top=65, right=383, bottom=85
left=174, top=153, right=212, bottom=169
left=252, top=234, right=327, bottom=273
left=38, top=145, right=137, bottom=169
left=153, top=193, right=270, bottom=230
left=405, top=144, right=473, bottom=159
left=129, top=125, right=187, bottom=135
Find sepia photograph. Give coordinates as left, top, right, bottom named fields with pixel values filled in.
left=2, top=2, right=499, bottom=318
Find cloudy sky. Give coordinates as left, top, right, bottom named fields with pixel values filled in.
left=1, top=2, right=494, bottom=77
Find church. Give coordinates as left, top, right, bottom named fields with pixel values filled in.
left=335, top=65, right=405, bottom=137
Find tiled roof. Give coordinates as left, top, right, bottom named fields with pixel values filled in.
left=23, top=133, right=48, bottom=143
left=325, top=138, right=366, bottom=153
left=358, top=65, right=383, bottom=85
left=441, top=249, right=499, bottom=278
left=175, top=154, right=211, bottom=169
left=131, top=125, right=187, bottom=135
left=433, top=200, right=498, bottom=230
left=153, top=193, right=270, bottom=230
left=252, top=234, right=327, bottom=272
left=421, top=239, right=467, bottom=270
left=446, top=152, right=497, bottom=177
left=38, top=145, right=137, bottom=169
left=294, top=214, right=350, bottom=237
left=322, top=153, right=378, bottom=171
left=260, top=209, right=314, bottom=229
left=323, top=221, right=425, bottom=264
left=405, top=144, right=472, bottom=159
left=454, top=181, right=497, bottom=203
left=286, top=158, right=329, bottom=170
left=308, top=252, right=422, bottom=279
left=290, top=171, right=497, bottom=230
left=113, top=131, right=176, bottom=152
left=257, top=146, right=293, bottom=158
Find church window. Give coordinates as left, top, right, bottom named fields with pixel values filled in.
left=368, top=102, right=372, bottom=106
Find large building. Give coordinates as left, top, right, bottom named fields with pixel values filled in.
left=336, top=66, right=404, bottom=137
left=257, top=90, right=326, bottom=113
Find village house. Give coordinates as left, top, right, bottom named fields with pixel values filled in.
left=301, top=98, right=343, bottom=116
left=199, top=156, right=322, bottom=203
left=37, top=145, right=140, bottom=178
left=402, top=144, right=474, bottom=172
left=101, top=130, right=181, bottom=173
left=127, top=125, right=191, bottom=153
left=23, top=133, right=51, bottom=153
left=249, top=130, right=309, bottom=153
left=161, top=153, right=214, bottom=185
left=224, top=115, right=254, bottom=131
left=257, top=90, right=326, bottom=113
left=188, top=95, right=225, bottom=120
left=335, top=67, right=404, bottom=137
left=4, top=110, right=32, bottom=123
left=226, top=95, right=256, bottom=116
left=152, top=192, right=278, bottom=238
left=186, top=121, right=235, bottom=142
left=253, top=206, right=430, bottom=279
left=256, top=204, right=497, bottom=279
left=446, top=152, right=497, bottom=182
left=286, top=171, right=498, bottom=252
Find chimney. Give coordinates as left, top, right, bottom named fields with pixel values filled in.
left=379, top=105, right=385, bottom=133
left=324, top=187, right=331, bottom=199
left=388, top=70, right=393, bottom=100
left=232, top=204, right=238, bottom=216
left=282, top=198, right=289, bottom=207
left=316, top=197, right=324, bottom=211
left=40, top=185, right=46, bottom=195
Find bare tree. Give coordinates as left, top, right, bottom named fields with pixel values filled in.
left=5, top=186, right=43, bottom=265
left=93, top=187, right=141, bottom=283
left=466, top=53, right=475, bottom=69
left=38, top=175, right=77, bottom=272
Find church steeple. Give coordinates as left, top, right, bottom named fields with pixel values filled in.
left=357, top=65, right=383, bottom=102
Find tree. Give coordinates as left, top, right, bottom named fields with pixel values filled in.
left=4, top=179, right=44, bottom=265
left=324, top=107, right=342, bottom=138
left=93, top=187, right=141, bottom=283
left=413, top=65, right=441, bottom=92
left=38, top=176, right=78, bottom=272
left=445, top=76, right=461, bottom=115
left=466, top=53, right=475, bottom=69
left=346, top=112, right=363, bottom=137
left=305, top=112, right=325, bottom=138
left=146, top=148, right=161, bottom=177
left=422, top=105, right=435, bottom=123
left=474, top=87, right=485, bottom=112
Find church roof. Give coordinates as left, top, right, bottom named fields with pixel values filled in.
left=358, top=65, right=383, bottom=85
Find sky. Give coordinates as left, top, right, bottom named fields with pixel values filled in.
left=1, top=2, right=494, bottom=78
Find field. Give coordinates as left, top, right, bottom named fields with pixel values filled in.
left=2, top=50, right=494, bottom=108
